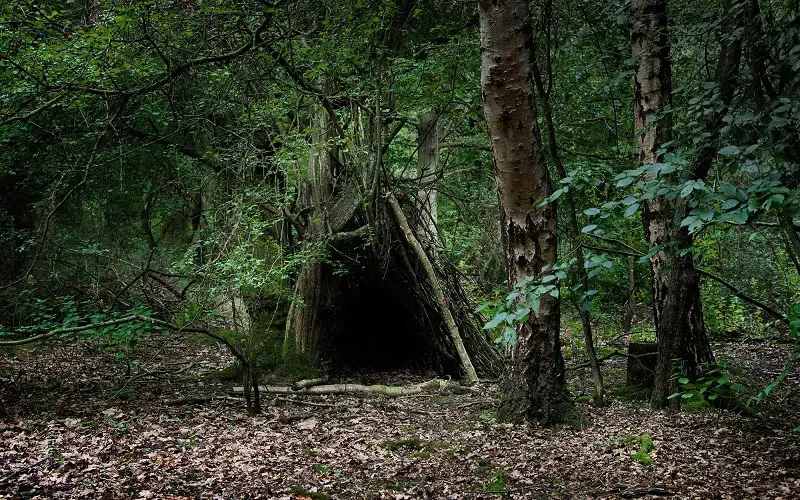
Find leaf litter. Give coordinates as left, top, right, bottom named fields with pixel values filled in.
left=1, top=339, right=798, bottom=498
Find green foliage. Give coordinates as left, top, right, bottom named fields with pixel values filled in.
left=478, top=262, right=569, bottom=348
left=669, top=359, right=746, bottom=410
left=608, top=435, right=655, bottom=469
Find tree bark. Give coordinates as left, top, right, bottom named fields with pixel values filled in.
left=286, top=108, right=336, bottom=359
left=479, top=0, right=576, bottom=425
left=631, top=0, right=714, bottom=408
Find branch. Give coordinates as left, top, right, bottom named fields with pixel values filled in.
left=696, top=269, right=788, bottom=323
left=440, top=142, right=491, bottom=152
left=0, top=314, right=249, bottom=366
left=582, top=242, right=788, bottom=324
left=0, top=315, right=142, bottom=347
left=0, top=91, right=69, bottom=127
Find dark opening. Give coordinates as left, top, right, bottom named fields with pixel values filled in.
left=326, top=266, right=458, bottom=374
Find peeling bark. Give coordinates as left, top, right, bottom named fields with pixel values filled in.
left=479, top=0, right=575, bottom=425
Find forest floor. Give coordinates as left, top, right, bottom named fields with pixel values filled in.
left=1, top=337, right=799, bottom=499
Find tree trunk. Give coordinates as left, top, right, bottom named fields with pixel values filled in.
left=631, top=0, right=714, bottom=408
left=622, top=255, right=636, bottom=336
left=286, top=108, right=335, bottom=359
left=479, top=0, right=576, bottom=425
left=416, top=111, right=441, bottom=251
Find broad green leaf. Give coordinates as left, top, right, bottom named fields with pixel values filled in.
left=718, top=145, right=740, bottom=156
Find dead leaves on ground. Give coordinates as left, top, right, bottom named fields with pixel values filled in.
left=1, top=341, right=799, bottom=498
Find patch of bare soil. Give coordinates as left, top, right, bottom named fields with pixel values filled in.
left=1, top=338, right=799, bottom=499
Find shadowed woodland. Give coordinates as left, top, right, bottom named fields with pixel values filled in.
left=1, top=0, right=799, bottom=497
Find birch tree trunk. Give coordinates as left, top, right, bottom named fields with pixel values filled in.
left=631, top=0, right=713, bottom=408
left=479, top=0, right=576, bottom=425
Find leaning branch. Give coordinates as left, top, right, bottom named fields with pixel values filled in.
left=387, top=194, right=478, bottom=382
left=0, top=314, right=249, bottom=364
left=695, top=269, right=788, bottom=323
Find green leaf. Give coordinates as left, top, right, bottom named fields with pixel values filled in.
left=681, top=392, right=695, bottom=399
left=730, top=383, right=744, bottom=391
left=616, top=177, right=634, bottom=188
left=584, top=208, right=601, bottom=216
left=678, top=377, right=690, bottom=385
left=721, top=199, right=739, bottom=210
left=582, top=224, right=598, bottom=233
left=624, top=203, right=640, bottom=217
left=718, top=145, right=740, bottom=156
left=483, top=312, right=507, bottom=330
left=707, top=394, right=718, bottom=400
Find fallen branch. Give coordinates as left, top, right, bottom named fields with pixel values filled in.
left=274, top=397, right=338, bottom=408
left=293, top=377, right=329, bottom=390
left=232, top=379, right=475, bottom=397
left=566, top=350, right=651, bottom=371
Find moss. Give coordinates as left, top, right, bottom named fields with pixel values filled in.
left=612, top=385, right=652, bottom=402
left=412, top=451, right=430, bottom=459
left=252, top=315, right=317, bottom=381
left=386, top=483, right=408, bottom=492
left=484, top=472, right=508, bottom=493
left=288, top=487, right=330, bottom=500
left=203, top=315, right=318, bottom=383
left=634, top=447, right=654, bottom=467
left=682, top=394, right=712, bottom=412
left=381, top=437, right=425, bottom=452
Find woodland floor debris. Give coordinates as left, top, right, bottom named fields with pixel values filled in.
left=1, top=339, right=799, bottom=499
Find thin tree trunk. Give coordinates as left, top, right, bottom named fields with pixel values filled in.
left=479, top=0, right=576, bottom=425
left=622, top=255, right=636, bottom=336
left=416, top=111, right=441, bottom=251
left=532, top=64, right=604, bottom=405
left=631, top=0, right=714, bottom=408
